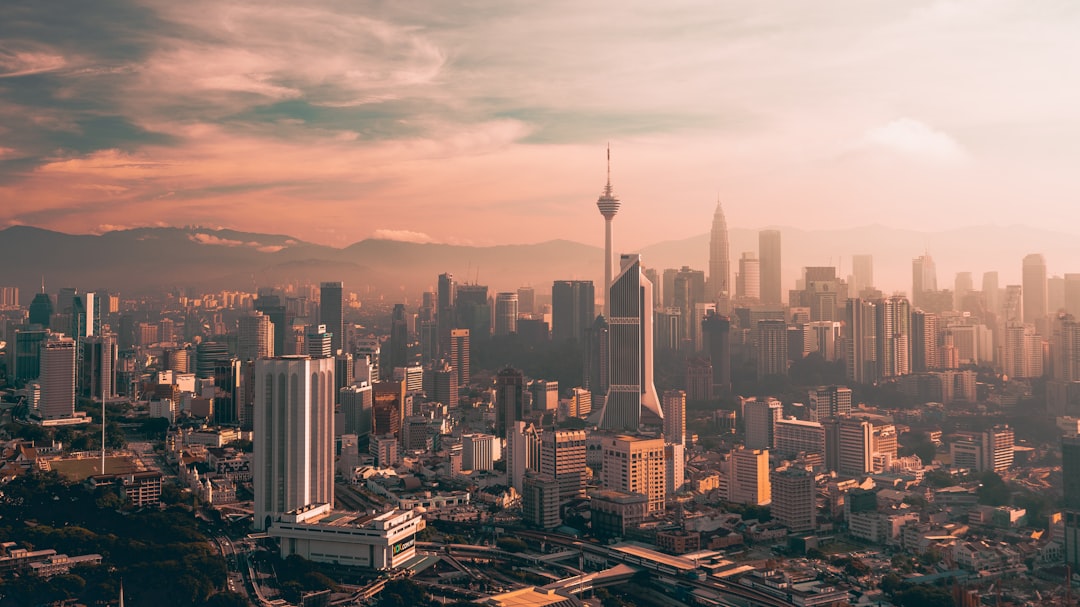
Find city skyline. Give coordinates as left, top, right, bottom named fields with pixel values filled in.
left=3, top=1, right=1080, bottom=250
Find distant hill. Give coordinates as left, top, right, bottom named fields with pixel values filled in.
left=0, top=224, right=1073, bottom=303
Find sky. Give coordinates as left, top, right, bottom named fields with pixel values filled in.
left=2, top=0, right=1079, bottom=250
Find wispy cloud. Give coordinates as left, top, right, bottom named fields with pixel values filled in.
left=862, top=118, right=968, bottom=164
left=372, top=229, right=435, bottom=243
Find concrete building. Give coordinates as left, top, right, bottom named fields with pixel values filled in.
left=774, top=418, right=825, bottom=459
left=807, top=385, right=852, bottom=422
left=540, top=430, right=587, bottom=503
left=744, top=397, right=782, bottom=450
left=462, top=433, right=495, bottom=472
left=39, top=336, right=76, bottom=421
left=728, top=448, right=770, bottom=506
left=662, top=390, right=686, bottom=446
left=253, top=356, right=335, bottom=531
left=771, top=466, right=816, bottom=532
left=272, top=504, right=424, bottom=569
left=601, top=435, right=666, bottom=514
left=522, top=474, right=561, bottom=530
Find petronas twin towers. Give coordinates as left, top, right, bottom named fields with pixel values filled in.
left=594, top=150, right=730, bottom=431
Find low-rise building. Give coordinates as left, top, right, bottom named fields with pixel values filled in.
left=270, top=504, right=425, bottom=570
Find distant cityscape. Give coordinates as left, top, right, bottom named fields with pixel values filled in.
left=3, top=158, right=1080, bottom=607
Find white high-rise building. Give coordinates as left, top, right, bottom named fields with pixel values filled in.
left=599, top=254, right=663, bottom=430
left=39, top=336, right=76, bottom=421
left=507, top=421, right=542, bottom=493
left=254, top=355, right=335, bottom=531
left=462, top=433, right=495, bottom=472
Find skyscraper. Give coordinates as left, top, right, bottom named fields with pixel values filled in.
left=319, top=281, right=343, bottom=355
left=28, top=291, right=53, bottom=328
left=39, top=336, right=76, bottom=421
left=454, top=284, right=491, bottom=338
left=238, top=311, right=275, bottom=361
left=1022, top=254, right=1048, bottom=325
left=551, top=280, right=595, bottom=343
left=702, top=311, right=731, bottom=397
left=599, top=254, right=663, bottom=430
left=709, top=202, right=731, bottom=306
left=1063, top=435, right=1080, bottom=569
left=736, top=252, right=761, bottom=302
left=851, top=254, right=874, bottom=297
left=253, top=355, right=335, bottom=531
left=744, top=398, right=782, bottom=450
left=254, top=293, right=287, bottom=357
left=596, top=146, right=620, bottom=318
left=601, top=435, right=667, bottom=514
left=449, top=328, right=470, bottom=387
left=911, top=310, right=939, bottom=373
left=517, top=286, right=535, bottom=316
left=876, top=296, right=911, bottom=378
left=495, top=367, right=525, bottom=438
left=954, top=272, right=974, bottom=312
left=672, top=266, right=706, bottom=345
left=983, top=271, right=1000, bottom=314
left=756, top=319, right=788, bottom=379
left=494, top=292, right=519, bottom=336
left=662, top=390, right=686, bottom=446
left=846, top=298, right=878, bottom=384
left=759, top=229, right=781, bottom=305
left=912, top=254, right=937, bottom=309
left=389, top=304, right=408, bottom=371
left=437, top=273, right=455, bottom=356
left=81, top=335, right=116, bottom=400
left=540, top=430, right=587, bottom=503
left=808, top=386, right=852, bottom=421
left=771, top=466, right=816, bottom=532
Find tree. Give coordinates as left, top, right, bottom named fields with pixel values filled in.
left=205, top=592, right=251, bottom=607
left=976, top=471, right=1010, bottom=506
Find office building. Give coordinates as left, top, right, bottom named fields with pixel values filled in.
left=759, top=230, right=782, bottom=305
left=39, top=336, right=76, bottom=421
left=665, top=442, right=685, bottom=497
left=319, top=282, right=343, bottom=354
left=254, top=294, right=287, bottom=357
left=662, top=390, right=686, bottom=446
left=449, top=328, right=470, bottom=387
left=983, top=425, right=1014, bottom=474
left=757, top=319, right=788, bottom=379
left=736, top=252, right=760, bottom=302
left=517, top=286, right=535, bottom=316
left=495, top=367, right=525, bottom=438
left=912, top=254, right=937, bottom=309
left=1023, top=254, right=1048, bottom=324
left=238, top=311, right=274, bottom=361
left=824, top=417, right=873, bottom=476
left=28, top=292, right=53, bottom=328
left=846, top=298, right=878, bottom=384
left=598, top=254, right=663, bottom=430
left=1064, top=435, right=1080, bottom=569
left=454, top=284, right=491, bottom=339
left=530, top=379, right=559, bottom=412
left=744, top=397, right=782, bottom=450
left=703, top=311, right=731, bottom=396
left=774, top=418, right=826, bottom=459
left=462, top=434, right=495, bottom=472
left=522, top=474, right=561, bottom=530
left=540, top=430, right=587, bottom=502
left=494, top=292, right=518, bottom=336
left=673, top=266, right=706, bottom=345
left=507, top=421, right=542, bottom=493
left=851, top=254, right=874, bottom=297
left=808, top=385, right=852, bottom=422
left=272, top=505, right=424, bottom=569
left=306, top=324, right=333, bottom=358
left=339, top=382, right=373, bottom=437
left=771, top=466, right=816, bottom=532
left=876, top=296, right=911, bottom=378
left=80, top=335, right=116, bottom=400
left=601, top=435, right=666, bottom=514
left=437, top=272, right=455, bottom=357
left=388, top=304, right=409, bottom=371
left=253, top=356, right=334, bottom=531
left=552, top=280, right=595, bottom=344
left=911, top=310, right=939, bottom=373
left=729, top=448, right=770, bottom=506
left=709, top=202, right=731, bottom=305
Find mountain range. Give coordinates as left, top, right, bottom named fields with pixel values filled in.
left=0, top=223, right=1074, bottom=303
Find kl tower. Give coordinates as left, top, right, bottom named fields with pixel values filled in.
left=596, top=145, right=620, bottom=317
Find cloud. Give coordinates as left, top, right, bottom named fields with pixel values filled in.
left=188, top=233, right=247, bottom=247
left=372, top=229, right=434, bottom=243
left=0, top=47, right=67, bottom=78
left=862, top=118, right=968, bottom=164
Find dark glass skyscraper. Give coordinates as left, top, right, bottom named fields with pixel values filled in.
left=495, top=366, right=525, bottom=438
left=28, top=292, right=53, bottom=328
left=319, top=281, right=344, bottom=355
left=552, top=280, right=595, bottom=344
left=389, top=303, right=409, bottom=371
left=759, top=229, right=782, bottom=305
